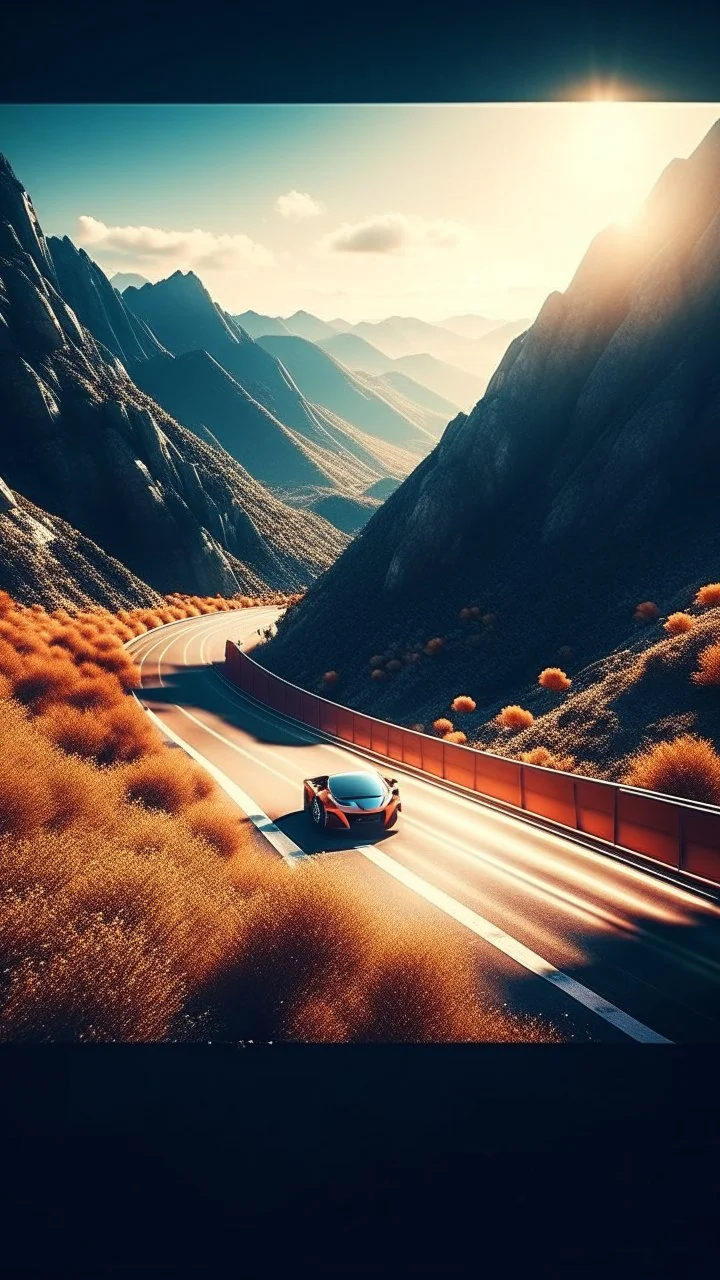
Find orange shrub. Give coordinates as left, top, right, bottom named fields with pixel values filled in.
left=386, top=659, right=403, bottom=673
left=423, top=638, right=445, bottom=656
left=370, top=669, right=386, bottom=681
left=663, top=612, right=694, bottom=635
left=369, top=655, right=385, bottom=668
left=538, top=667, right=572, bottom=692
left=496, top=705, right=535, bottom=731
left=481, top=613, right=497, bottom=626
left=624, top=735, right=720, bottom=804
left=409, top=723, right=425, bottom=733
left=634, top=601, right=659, bottom=622
left=692, top=643, right=720, bottom=686
left=403, top=652, right=421, bottom=663
left=451, top=695, right=476, bottom=713
left=695, top=583, right=720, bottom=608
left=443, top=731, right=468, bottom=745
left=432, top=718, right=454, bottom=736
left=322, top=670, right=339, bottom=685
left=458, top=608, right=471, bottom=621
left=520, top=747, right=575, bottom=771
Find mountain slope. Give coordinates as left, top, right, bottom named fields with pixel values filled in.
left=390, top=353, right=487, bottom=411
left=318, top=331, right=393, bottom=375
left=0, top=474, right=160, bottom=609
left=259, top=118, right=720, bottom=728
left=439, top=314, right=506, bottom=339
left=257, top=333, right=437, bottom=449
left=0, top=154, right=348, bottom=598
left=110, top=271, right=150, bottom=293
left=375, top=370, right=460, bottom=419
left=233, top=310, right=291, bottom=338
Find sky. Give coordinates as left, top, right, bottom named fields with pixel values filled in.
left=1, top=102, right=719, bottom=323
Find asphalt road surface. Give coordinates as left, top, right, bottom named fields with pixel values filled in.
left=129, top=608, right=720, bottom=1043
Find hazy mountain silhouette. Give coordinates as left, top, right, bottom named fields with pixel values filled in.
left=260, top=118, right=720, bottom=730
left=257, top=334, right=438, bottom=449
left=234, top=309, right=291, bottom=338
left=110, top=271, right=151, bottom=293
left=439, top=314, right=507, bottom=339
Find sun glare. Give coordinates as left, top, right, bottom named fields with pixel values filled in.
left=573, top=102, right=650, bottom=229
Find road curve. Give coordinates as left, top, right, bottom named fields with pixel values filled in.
left=128, top=608, right=720, bottom=1043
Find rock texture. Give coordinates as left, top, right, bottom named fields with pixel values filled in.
left=261, top=119, right=720, bottom=723
left=0, top=154, right=348, bottom=601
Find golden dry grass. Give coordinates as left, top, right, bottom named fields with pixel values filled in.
left=451, top=695, right=477, bottom=713
left=664, top=612, right=694, bottom=635
left=623, top=734, right=720, bottom=804
left=0, top=590, right=556, bottom=1043
left=538, top=667, right=572, bottom=692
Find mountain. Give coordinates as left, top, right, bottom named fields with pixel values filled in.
left=110, top=271, right=151, bottom=293
left=0, top=153, right=348, bottom=601
left=282, top=310, right=338, bottom=342
left=350, top=315, right=469, bottom=361
left=318, top=332, right=393, bottom=375
left=257, top=334, right=437, bottom=449
left=258, top=118, right=720, bottom=731
left=445, top=319, right=531, bottom=377
left=52, top=244, right=407, bottom=506
left=374, top=370, right=460, bottom=420
left=233, top=310, right=291, bottom=338
left=439, top=314, right=506, bottom=339
left=390, top=353, right=487, bottom=411
left=0, top=474, right=160, bottom=609
left=124, top=273, right=415, bottom=484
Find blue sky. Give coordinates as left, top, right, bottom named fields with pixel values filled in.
left=2, top=103, right=719, bottom=321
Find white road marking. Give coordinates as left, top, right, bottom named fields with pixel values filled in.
left=140, top=704, right=305, bottom=868
left=136, top=632, right=674, bottom=1044
left=356, top=844, right=673, bottom=1044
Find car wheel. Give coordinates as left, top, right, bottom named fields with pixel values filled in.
left=311, top=796, right=326, bottom=828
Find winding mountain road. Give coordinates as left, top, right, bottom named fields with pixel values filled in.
left=129, top=607, right=720, bottom=1043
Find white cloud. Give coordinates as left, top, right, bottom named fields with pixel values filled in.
left=76, top=215, right=274, bottom=270
left=274, top=190, right=325, bottom=219
left=321, top=212, right=471, bottom=254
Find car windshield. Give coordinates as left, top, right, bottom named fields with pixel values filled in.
left=329, top=772, right=384, bottom=799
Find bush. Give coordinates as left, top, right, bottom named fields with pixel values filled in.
left=634, top=601, right=659, bottom=622
left=496, top=705, right=535, bottom=731
left=481, top=613, right=497, bottom=626
left=451, top=695, right=476, bottom=713
left=520, top=746, right=575, bottom=771
left=623, top=734, right=720, bottom=804
left=121, top=752, right=215, bottom=814
left=409, top=723, right=425, bottom=733
left=423, top=638, right=445, bottom=656
left=432, top=718, right=454, bottom=736
left=386, top=659, right=403, bottom=673
left=692, top=643, right=720, bottom=686
left=369, top=655, right=385, bottom=668
left=664, top=612, right=694, bottom=635
left=695, top=583, right=720, bottom=608
left=538, top=667, right=572, bottom=692
left=403, top=652, right=421, bottom=664
left=370, top=669, right=386, bottom=682
left=443, top=731, right=468, bottom=745
left=322, top=670, right=339, bottom=685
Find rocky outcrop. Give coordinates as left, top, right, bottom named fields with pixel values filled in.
left=260, top=117, right=720, bottom=722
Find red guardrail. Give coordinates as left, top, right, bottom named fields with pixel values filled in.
left=225, top=639, right=720, bottom=890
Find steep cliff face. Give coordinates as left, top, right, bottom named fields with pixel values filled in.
left=261, top=119, right=720, bottom=720
left=0, top=155, right=348, bottom=599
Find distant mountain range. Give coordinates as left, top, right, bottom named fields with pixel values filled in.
left=237, top=309, right=525, bottom=410
left=260, top=117, right=720, bottom=743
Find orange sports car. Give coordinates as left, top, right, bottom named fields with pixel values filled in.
left=303, top=769, right=401, bottom=832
